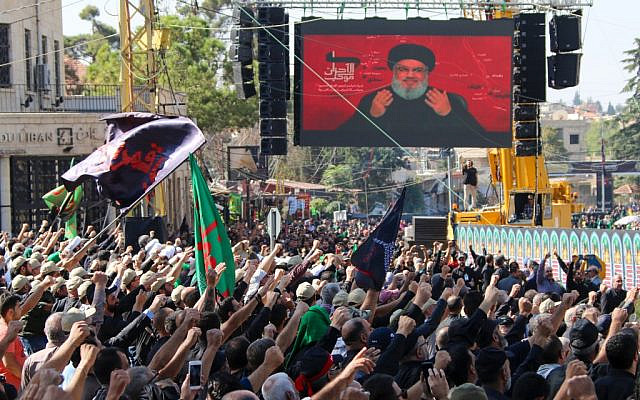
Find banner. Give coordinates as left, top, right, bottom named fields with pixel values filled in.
left=62, top=113, right=206, bottom=208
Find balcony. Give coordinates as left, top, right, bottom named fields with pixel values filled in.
left=0, top=83, right=186, bottom=114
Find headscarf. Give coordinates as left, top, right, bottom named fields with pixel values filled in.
left=285, top=305, right=330, bottom=366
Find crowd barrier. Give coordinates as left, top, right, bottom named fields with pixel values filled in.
left=455, top=225, right=640, bottom=288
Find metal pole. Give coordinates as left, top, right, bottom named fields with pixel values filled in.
left=446, top=149, right=453, bottom=213
left=364, top=176, right=369, bottom=226
left=601, top=123, right=606, bottom=212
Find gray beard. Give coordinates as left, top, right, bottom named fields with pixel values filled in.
left=391, top=77, right=428, bottom=100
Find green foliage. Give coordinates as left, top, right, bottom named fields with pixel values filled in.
left=403, top=184, right=425, bottom=213
left=584, top=120, right=617, bottom=157
left=607, top=102, right=616, bottom=115
left=65, top=6, right=257, bottom=141
left=64, top=6, right=118, bottom=64
left=310, top=198, right=329, bottom=216
left=324, top=201, right=343, bottom=214
left=86, top=43, right=119, bottom=84
left=542, top=127, right=568, bottom=161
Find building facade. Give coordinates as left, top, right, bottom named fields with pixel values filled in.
left=0, top=1, right=191, bottom=235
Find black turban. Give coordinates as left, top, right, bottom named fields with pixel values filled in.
left=387, top=44, right=436, bottom=71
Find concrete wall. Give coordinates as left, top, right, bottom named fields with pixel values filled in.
left=0, top=1, right=65, bottom=110
left=540, top=119, right=590, bottom=161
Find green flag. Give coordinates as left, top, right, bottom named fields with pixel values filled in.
left=190, top=155, right=236, bottom=296
left=43, top=159, right=83, bottom=239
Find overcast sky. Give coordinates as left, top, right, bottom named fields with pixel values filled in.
left=61, top=0, right=639, bottom=107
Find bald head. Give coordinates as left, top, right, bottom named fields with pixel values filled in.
left=221, top=390, right=260, bottom=400
left=341, top=318, right=370, bottom=348
left=262, top=372, right=299, bottom=400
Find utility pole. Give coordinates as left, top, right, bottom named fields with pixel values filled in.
left=600, top=123, right=606, bottom=212
left=446, top=148, right=453, bottom=213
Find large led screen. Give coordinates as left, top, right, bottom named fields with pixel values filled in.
left=294, top=18, right=514, bottom=147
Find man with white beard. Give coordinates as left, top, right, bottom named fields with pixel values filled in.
left=338, top=43, right=485, bottom=146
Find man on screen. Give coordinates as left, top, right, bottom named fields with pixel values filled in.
left=338, top=43, right=486, bottom=145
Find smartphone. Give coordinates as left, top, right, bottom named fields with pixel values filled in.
left=188, top=360, right=202, bottom=389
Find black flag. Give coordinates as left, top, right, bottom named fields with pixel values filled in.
left=352, top=188, right=407, bottom=291
left=61, top=113, right=205, bottom=208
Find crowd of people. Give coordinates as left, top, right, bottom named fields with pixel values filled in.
left=0, top=217, right=638, bottom=400
left=574, top=203, right=640, bottom=230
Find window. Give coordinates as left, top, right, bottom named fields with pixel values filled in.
left=41, top=35, right=47, bottom=64
left=569, top=134, right=579, bottom=145
left=0, top=24, right=10, bottom=87
left=25, top=29, right=32, bottom=90
left=53, top=40, right=60, bottom=96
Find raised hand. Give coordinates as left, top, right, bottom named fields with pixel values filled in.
left=425, top=88, right=452, bottom=116
left=370, top=89, right=394, bottom=118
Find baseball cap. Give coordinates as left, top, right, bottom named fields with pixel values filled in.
left=122, top=269, right=137, bottom=287
left=539, top=298, right=562, bottom=314
left=11, top=256, right=27, bottom=270
left=61, top=307, right=96, bottom=332
left=11, top=275, right=30, bottom=291
left=40, top=261, right=61, bottom=276
left=78, top=281, right=93, bottom=298
left=570, top=319, right=599, bottom=355
left=347, top=288, right=366, bottom=307
left=449, top=384, right=488, bottom=400
left=70, top=267, right=93, bottom=279
left=51, top=277, right=66, bottom=292
left=367, top=327, right=395, bottom=352
left=296, top=282, right=315, bottom=301
left=332, top=290, right=348, bottom=307
left=66, top=276, right=84, bottom=291
left=140, top=271, right=157, bottom=287
left=497, top=315, right=514, bottom=326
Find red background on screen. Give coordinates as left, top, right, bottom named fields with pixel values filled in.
left=301, top=35, right=512, bottom=132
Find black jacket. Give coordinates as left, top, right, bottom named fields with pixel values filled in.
left=337, top=86, right=489, bottom=147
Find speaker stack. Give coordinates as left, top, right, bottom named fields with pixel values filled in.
left=513, top=13, right=545, bottom=157
left=231, top=7, right=256, bottom=99
left=548, top=13, right=582, bottom=89
left=257, top=7, right=289, bottom=156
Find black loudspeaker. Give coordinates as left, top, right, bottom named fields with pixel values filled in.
left=514, top=140, right=542, bottom=157
left=514, top=104, right=538, bottom=121
left=548, top=54, right=581, bottom=89
left=230, top=29, right=253, bottom=45
left=231, top=44, right=252, bottom=64
left=550, top=15, right=581, bottom=52
left=259, top=63, right=286, bottom=80
left=232, top=62, right=256, bottom=99
left=258, top=43, right=286, bottom=62
left=124, top=216, right=167, bottom=252
left=412, top=216, right=448, bottom=248
left=260, top=80, right=288, bottom=100
left=257, top=7, right=285, bottom=24
left=515, top=121, right=540, bottom=139
left=261, top=137, right=287, bottom=155
left=260, top=119, right=287, bottom=136
left=233, top=7, right=255, bottom=27
left=260, top=100, right=287, bottom=118
left=515, top=13, right=546, bottom=102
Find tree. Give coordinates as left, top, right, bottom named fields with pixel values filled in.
left=595, top=101, right=603, bottom=114
left=64, top=6, right=118, bottom=63
left=64, top=6, right=258, bottom=174
left=573, top=91, right=582, bottom=106
left=404, top=183, right=425, bottom=213
left=607, top=102, right=616, bottom=115
left=584, top=120, right=617, bottom=157
left=542, top=127, right=568, bottom=161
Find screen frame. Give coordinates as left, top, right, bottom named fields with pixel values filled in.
left=294, top=17, right=515, bottom=148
